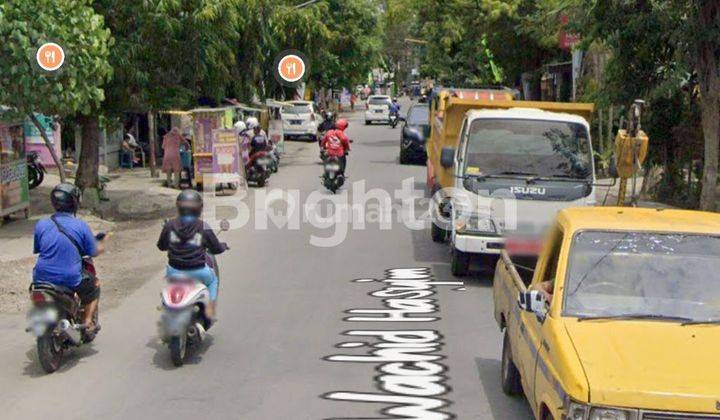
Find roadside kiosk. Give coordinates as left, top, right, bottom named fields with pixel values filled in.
left=190, top=107, right=242, bottom=192
left=0, top=117, right=29, bottom=220
left=265, top=99, right=288, bottom=154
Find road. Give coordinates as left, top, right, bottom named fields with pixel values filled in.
left=0, top=108, right=530, bottom=419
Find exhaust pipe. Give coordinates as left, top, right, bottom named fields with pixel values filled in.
left=187, top=322, right=206, bottom=342
left=59, top=319, right=82, bottom=345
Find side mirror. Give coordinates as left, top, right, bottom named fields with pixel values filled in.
left=518, top=290, right=547, bottom=322
left=440, top=147, right=455, bottom=168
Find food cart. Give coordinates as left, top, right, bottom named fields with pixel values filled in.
left=190, top=108, right=242, bottom=192
left=0, top=118, right=30, bottom=220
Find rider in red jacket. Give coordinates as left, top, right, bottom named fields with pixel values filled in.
left=321, top=119, right=351, bottom=172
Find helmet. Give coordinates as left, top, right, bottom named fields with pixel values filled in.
left=51, top=183, right=81, bottom=213
left=234, top=121, right=246, bottom=132
left=176, top=189, right=203, bottom=218
left=336, top=119, right=348, bottom=131
left=246, top=117, right=259, bottom=130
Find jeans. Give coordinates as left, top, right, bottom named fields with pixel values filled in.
left=166, top=265, right=218, bottom=301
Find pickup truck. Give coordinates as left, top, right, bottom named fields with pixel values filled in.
left=493, top=206, right=720, bottom=420
left=426, top=93, right=596, bottom=276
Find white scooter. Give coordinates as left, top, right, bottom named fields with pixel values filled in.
left=158, top=223, right=228, bottom=366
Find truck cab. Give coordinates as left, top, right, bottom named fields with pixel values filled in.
left=445, top=107, right=596, bottom=275
left=493, top=207, right=720, bottom=420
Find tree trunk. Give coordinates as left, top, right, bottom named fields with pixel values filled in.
left=696, top=1, right=720, bottom=211
left=75, top=115, right=100, bottom=193
left=28, top=113, right=65, bottom=183
left=148, top=112, right=158, bottom=178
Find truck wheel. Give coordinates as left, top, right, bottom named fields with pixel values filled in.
left=365, top=120, right=370, bottom=125
left=430, top=222, right=447, bottom=243
left=501, top=330, right=522, bottom=395
left=451, top=247, right=470, bottom=277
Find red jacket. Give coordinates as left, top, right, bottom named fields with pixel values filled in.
left=321, top=129, right=350, bottom=157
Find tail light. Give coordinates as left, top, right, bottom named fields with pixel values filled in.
left=31, top=291, right=49, bottom=305
left=169, top=285, right=187, bottom=304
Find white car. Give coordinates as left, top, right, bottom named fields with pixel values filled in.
left=281, top=101, right=320, bottom=141
left=365, top=95, right=391, bottom=125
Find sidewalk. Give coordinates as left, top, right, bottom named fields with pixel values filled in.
left=0, top=168, right=178, bottom=313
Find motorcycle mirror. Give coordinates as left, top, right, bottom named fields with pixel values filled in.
left=219, top=219, right=230, bottom=231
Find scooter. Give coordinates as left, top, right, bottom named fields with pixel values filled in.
left=268, top=143, right=280, bottom=173
left=389, top=112, right=399, bottom=129
left=27, top=151, right=46, bottom=190
left=26, top=233, right=106, bottom=373
left=246, top=151, right=272, bottom=187
left=159, top=224, right=228, bottom=367
left=321, top=155, right=345, bottom=194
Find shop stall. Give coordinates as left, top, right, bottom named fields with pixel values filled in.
left=0, top=119, right=29, bottom=220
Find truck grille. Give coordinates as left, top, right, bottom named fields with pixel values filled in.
left=642, top=411, right=720, bottom=420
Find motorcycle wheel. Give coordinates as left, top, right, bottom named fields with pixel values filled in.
left=170, top=334, right=187, bottom=367
left=28, top=166, right=42, bottom=190
left=37, top=332, right=64, bottom=373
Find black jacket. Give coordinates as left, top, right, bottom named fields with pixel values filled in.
left=157, top=218, right=226, bottom=270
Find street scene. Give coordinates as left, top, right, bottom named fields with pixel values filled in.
left=1, top=1, right=720, bottom=420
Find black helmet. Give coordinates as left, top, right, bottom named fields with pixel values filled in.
left=176, top=189, right=203, bottom=217
left=51, top=183, right=80, bottom=213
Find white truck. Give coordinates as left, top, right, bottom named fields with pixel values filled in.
left=430, top=104, right=596, bottom=276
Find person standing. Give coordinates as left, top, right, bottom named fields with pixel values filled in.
left=162, top=127, right=185, bottom=188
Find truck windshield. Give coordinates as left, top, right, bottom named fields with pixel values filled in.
left=465, top=119, right=592, bottom=179
left=563, top=231, right=720, bottom=321
left=283, top=104, right=311, bottom=114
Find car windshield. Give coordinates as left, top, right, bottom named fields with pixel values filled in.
left=368, top=97, right=390, bottom=106
left=283, top=104, right=311, bottom=114
left=407, top=106, right=429, bottom=126
left=563, top=231, right=720, bottom=321
left=464, top=119, right=592, bottom=179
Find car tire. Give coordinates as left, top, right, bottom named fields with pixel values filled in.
left=501, top=330, right=523, bottom=395
left=365, top=120, right=370, bottom=125
left=430, top=221, right=447, bottom=243
left=399, top=149, right=409, bottom=165
left=451, top=247, right=470, bottom=277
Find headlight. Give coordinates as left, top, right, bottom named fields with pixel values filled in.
left=566, top=402, right=638, bottom=420
left=455, top=214, right=496, bottom=234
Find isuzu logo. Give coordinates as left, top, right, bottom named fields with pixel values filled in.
left=510, top=186, right=547, bottom=195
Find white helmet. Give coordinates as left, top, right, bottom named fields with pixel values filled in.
left=234, top=121, right=246, bottom=132
left=246, top=117, right=259, bottom=129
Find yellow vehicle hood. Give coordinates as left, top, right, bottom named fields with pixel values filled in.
left=564, top=320, right=720, bottom=414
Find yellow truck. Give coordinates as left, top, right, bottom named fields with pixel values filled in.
left=425, top=90, right=595, bottom=276
left=493, top=206, right=720, bottom=419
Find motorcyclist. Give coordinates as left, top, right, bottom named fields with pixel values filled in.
left=33, top=183, right=104, bottom=332
left=246, top=117, right=269, bottom=155
left=234, top=121, right=250, bottom=165
left=321, top=119, right=351, bottom=173
left=157, top=190, right=227, bottom=320
left=390, top=97, right=401, bottom=116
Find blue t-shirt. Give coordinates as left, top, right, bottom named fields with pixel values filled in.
left=33, top=213, right=97, bottom=287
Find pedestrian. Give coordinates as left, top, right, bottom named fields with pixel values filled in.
left=162, top=127, right=186, bottom=188
left=350, top=93, right=356, bottom=111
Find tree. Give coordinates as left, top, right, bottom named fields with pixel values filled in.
left=0, top=0, right=112, bottom=184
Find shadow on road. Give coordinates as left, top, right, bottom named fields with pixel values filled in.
left=23, top=344, right=99, bottom=377
left=474, top=357, right=533, bottom=419
left=147, top=335, right=215, bottom=371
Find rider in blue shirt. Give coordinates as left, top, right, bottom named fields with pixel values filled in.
left=33, top=184, right=102, bottom=329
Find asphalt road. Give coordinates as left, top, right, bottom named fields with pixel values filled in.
left=0, top=107, right=530, bottom=419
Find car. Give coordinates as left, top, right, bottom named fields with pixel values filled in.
left=494, top=206, right=720, bottom=420
left=365, top=95, right=391, bottom=125
left=281, top=101, right=320, bottom=141
left=399, top=104, right=430, bottom=164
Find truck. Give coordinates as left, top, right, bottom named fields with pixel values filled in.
left=493, top=206, right=720, bottom=420
left=425, top=90, right=596, bottom=276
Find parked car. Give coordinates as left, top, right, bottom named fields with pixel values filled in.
left=281, top=101, right=320, bottom=141
left=494, top=206, right=720, bottom=420
left=364, top=95, right=391, bottom=125
left=399, top=104, right=430, bottom=164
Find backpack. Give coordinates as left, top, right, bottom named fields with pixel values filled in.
left=325, top=133, right=343, bottom=153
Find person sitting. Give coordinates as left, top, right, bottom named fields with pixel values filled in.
left=33, top=183, right=104, bottom=332
left=321, top=119, right=351, bottom=173
left=157, top=190, right=227, bottom=320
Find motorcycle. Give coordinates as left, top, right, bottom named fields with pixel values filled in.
left=389, top=113, right=399, bottom=128
left=158, top=224, right=228, bottom=367
left=26, top=233, right=105, bottom=374
left=321, top=156, right=345, bottom=194
left=246, top=151, right=272, bottom=187
left=27, top=151, right=46, bottom=190
left=268, top=143, right=280, bottom=174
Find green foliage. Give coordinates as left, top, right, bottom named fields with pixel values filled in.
left=0, top=0, right=112, bottom=117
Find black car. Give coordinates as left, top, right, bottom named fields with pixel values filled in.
left=399, top=104, right=430, bottom=164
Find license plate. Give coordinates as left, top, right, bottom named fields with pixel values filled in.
left=290, top=120, right=302, bottom=125
left=375, top=110, right=384, bottom=113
